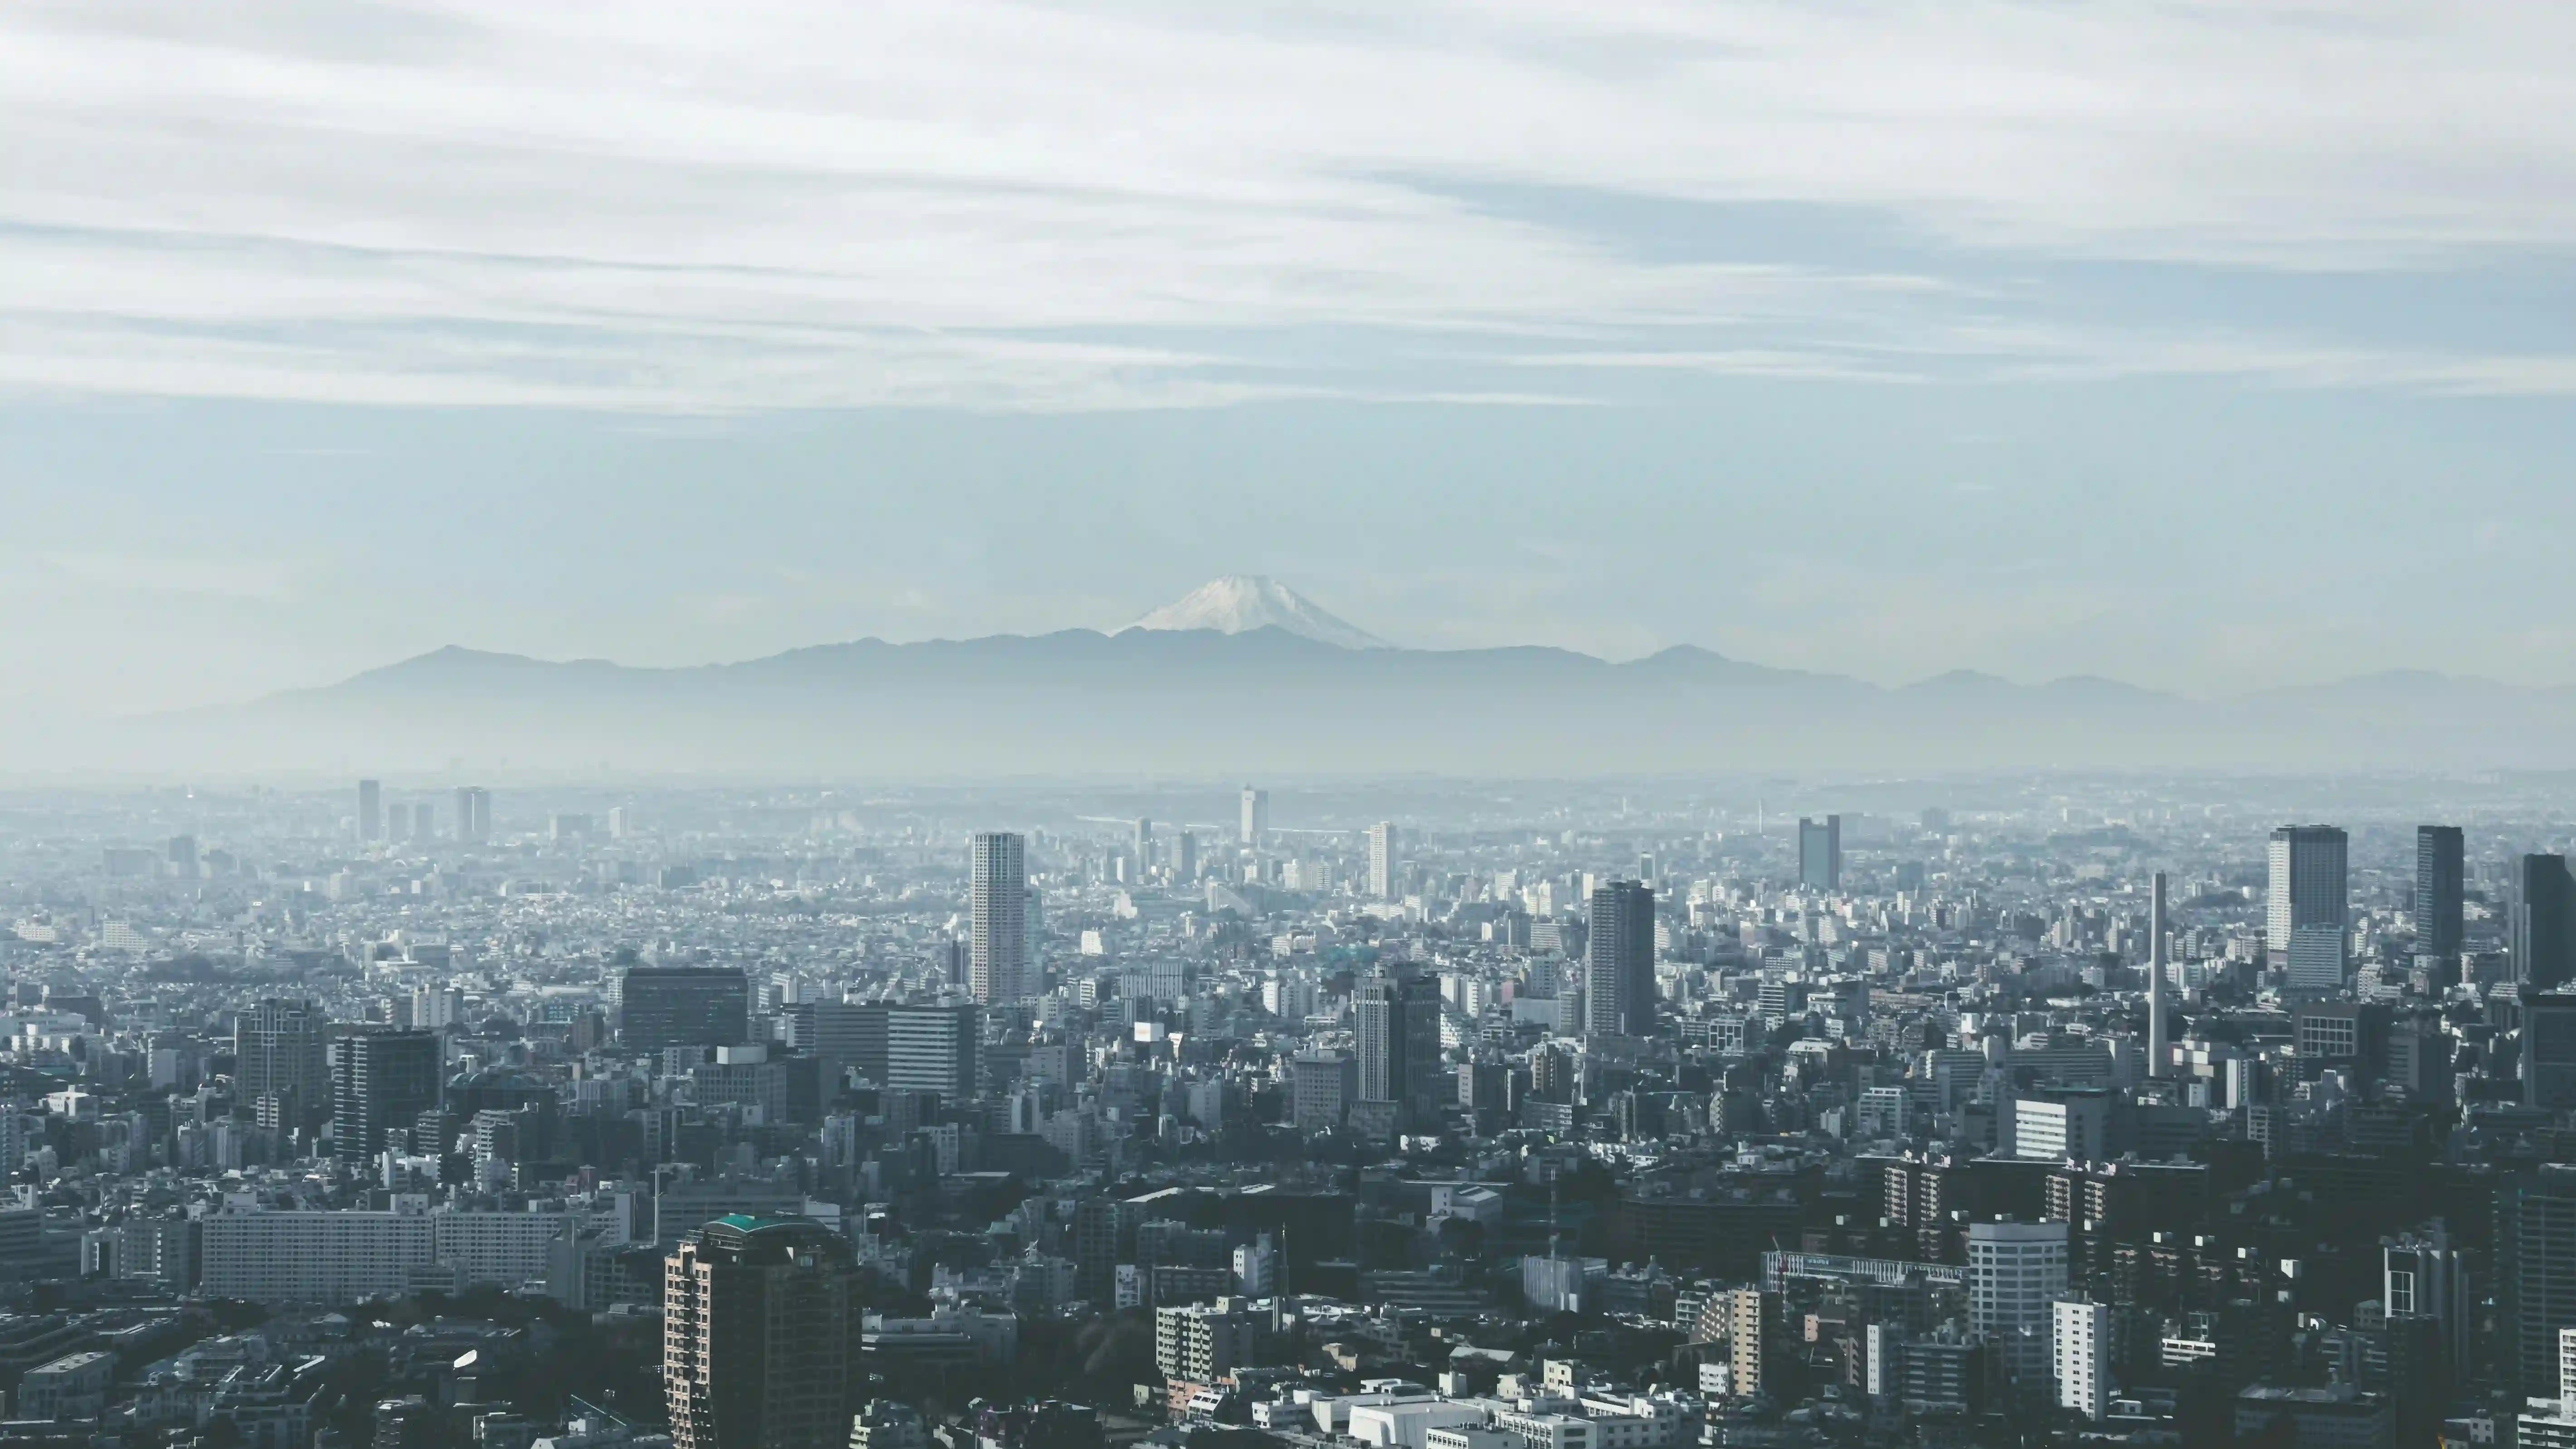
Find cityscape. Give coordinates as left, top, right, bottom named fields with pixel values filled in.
left=8, top=3, right=2575, bottom=1448
left=0, top=763, right=2570, bottom=1447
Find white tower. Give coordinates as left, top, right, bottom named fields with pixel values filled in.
left=970, top=831, right=1028, bottom=1003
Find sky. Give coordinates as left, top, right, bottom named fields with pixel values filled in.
left=5, top=0, right=2576, bottom=715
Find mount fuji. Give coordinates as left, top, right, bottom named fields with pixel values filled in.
left=1123, top=576, right=1392, bottom=650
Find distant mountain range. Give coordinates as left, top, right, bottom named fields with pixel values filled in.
left=17, top=579, right=2576, bottom=778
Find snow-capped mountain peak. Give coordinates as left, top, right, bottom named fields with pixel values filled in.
left=1123, top=576, right=1391, bottom=650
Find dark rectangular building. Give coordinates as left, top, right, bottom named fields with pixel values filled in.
left=1799, top=816, right=1842, bottom=892
left=2515, top=854, right=2576, bottom=993
left=330, top=1028, right=442, bottom=1161
left=622, top=966, right=750, bottom=1051
left=2416, top=827, right=2465, bottom=961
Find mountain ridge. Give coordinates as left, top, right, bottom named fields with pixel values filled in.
left=52, top=623, right=2576, bottom=778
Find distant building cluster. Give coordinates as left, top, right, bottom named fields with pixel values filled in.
left=2, top=776, right=2576, bottom=1446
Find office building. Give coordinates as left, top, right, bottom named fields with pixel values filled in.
left=1354, top=969, right=1441, bottom=1133
left=1291, top=1053, right=1354, bottom=1135
left=2528, top=992, right=2576, bottom=1110
left=329, top=1029, right=441, bottom=1161
left=1967, top=1220, right=2067, bottom=1400
left=2384, top=1223, right=2468, bottom=1370
left=454, top=786, right=491, bottom=844
left=2500, top=1167, right=2576, bottom=1397
left=234, top=998, right=329, bottom=1131
left=357, top=778, right=382, bottom=843
left=1367, top=822, right=1395, bottom=900
left=2417, top=826, right=2465, bottom=962
left=2051, top=1298, right=2110, bottom=1420
left=621, top=967, right=750, bottom=1051
left=2517, top=854, right=2576, bottom=992
left=2269, top=825, right=2350, bottom=991
left=665, top=1216, right=857, bottom=1449
left=1798, top=816, right=1841, bottom=893
left=1173, top=829, right=1196, bottom=883
left=1584, top=880, right=1656, bottom=1038
left=1240, top=786, right=1268, bottom=846
left=2147, top=871, right=2171, bottom=1079
left=2014, top=1089, right=2111, bottom=1163
left=970, top=831, right=1029, bottom=1004
left=884, top=1002, right=979, bottom=1100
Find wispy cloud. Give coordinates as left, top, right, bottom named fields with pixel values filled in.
left=4, top=1, right=2576, bottom=409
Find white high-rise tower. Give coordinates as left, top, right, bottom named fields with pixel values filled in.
left=1366, top=822, right=1395, bottom=900
left=970, top=831, right=1028, bottom=1003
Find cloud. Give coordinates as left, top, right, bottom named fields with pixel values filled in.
left=3, top=1, right=2575, bottom=409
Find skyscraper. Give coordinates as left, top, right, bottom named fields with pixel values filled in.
left=970, top=831, right=1029, bottom=1003
left=665, top=1215, right=857, bottom=1449
left=329, top=1028, right=442, bottom=1161
left=1366, top=822, right=1395, bottom=900
left=2147, top=872, right=2171, bottom=1080
left=1798, top=816, right=1842, bottom=892
left=235, top=998, right=329, bottom=1130
left=1173, top=829, right=1197, bottom=883
left=2417, top=826, right=2465, bottom=962
left=454, top=786, right=491, bottom=844
left=2526, top=992, right=2576, bottom=1110
left=1132, top=817, right=1153, bottom=873
left=1968, top=1220, right=2068, bottom=1401
left=2268, top=825, right=2349, bottom=992
left=1584, top=880, right=1656, bottom=1038
left=357, top=778, right=383, bottom=843
left=2498, top=1167, right=2576, bottom=1397
left=1239, top=786, right=1268, bottom=846
left=2515, top=854, right=2576, bottom=993
left=621, top=967, right=750, bottom=1050
left=1353, top=968, right=1441, bottom=1131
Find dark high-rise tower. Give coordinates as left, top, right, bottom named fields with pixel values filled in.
left=2514, top=854, right=2576, bottom=993
left=234, top=998, right=329, bottom=1130
left=329, top=1028, right=442, bottom=1161
left=1798, top=816, right=1842, bottom=892
left=969, top=831, right=1028, bottom=1003
left=2497, top=1167, right=2576, bottom=1397
left=1354, top=968, right=1442, bottom=1130
left=2416, top=826, right=2465, bottom=962
left=356, top=778, right=383, bottom=843
left=665, top=1215, right=858, bottom=1449
left=2268, top=825, right=2349, bottom=992
left=1584, top=880, right=1656, bottom=1038
left=621, top=966, right=750, bottom=1050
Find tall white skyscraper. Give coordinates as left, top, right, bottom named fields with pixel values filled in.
left=1968, top=1221, right=2068, bottom=1400
left=970, top=831, right=1028, bottom=1004
left=2147, top=871, right=2171, bottom=1079
left=1366, top=822, right=1395, bottom=900
left=2051, top=1298, right=2110, bottom=1420
left=2268, top=825, right=2349, bottom=992
left=1240, top=787, right=1269, bottom=846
